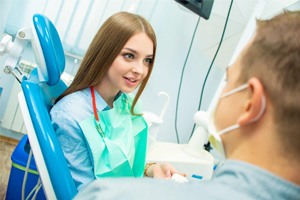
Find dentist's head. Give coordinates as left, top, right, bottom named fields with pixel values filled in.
left=210, top=11, right=300, bottom=182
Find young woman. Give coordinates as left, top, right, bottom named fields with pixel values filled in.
left=50, top=12, right=180, bottom=190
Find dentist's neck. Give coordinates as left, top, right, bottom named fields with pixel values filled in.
left=228, top=118, right=300, bottom=185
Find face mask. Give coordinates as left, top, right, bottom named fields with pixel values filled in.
left=208, top=83, right=266, bottom=159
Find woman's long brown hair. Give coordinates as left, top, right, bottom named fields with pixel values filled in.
left=56, top=12, right=157, bottom=115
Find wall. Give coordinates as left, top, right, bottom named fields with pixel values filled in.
left=0, top=0, right=256, bottom=142
left=1, top=0, right=298, bottom=142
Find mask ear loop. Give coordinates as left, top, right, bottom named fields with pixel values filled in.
left=217, top=85, right=266, bottom=136
left=208, top=85, right=266, bottom=159
left=221, top=84, right=248, bottom=98
left=249, top=95, right=266, bottom=123
left=215, top=84, right=249, bottom=136
left=218, top=94, right=266, bottom=137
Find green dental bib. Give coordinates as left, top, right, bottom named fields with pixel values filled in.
left=80, top=93, right=148, bottom=178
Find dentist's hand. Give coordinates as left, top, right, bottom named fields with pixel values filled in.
left=144, top=162, right=186, bottom=178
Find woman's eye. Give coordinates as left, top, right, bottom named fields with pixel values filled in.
left=144, top=58, right=153, bottom=66
left=123, top=53, right=134, bottom=59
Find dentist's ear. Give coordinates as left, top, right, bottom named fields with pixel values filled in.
left=237, top=77, right=265, bottom=125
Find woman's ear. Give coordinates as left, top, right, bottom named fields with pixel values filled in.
left=237, top=77, right=265, bottom=125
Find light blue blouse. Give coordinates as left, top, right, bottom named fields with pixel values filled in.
left=50, top=88, right=110, bottom=190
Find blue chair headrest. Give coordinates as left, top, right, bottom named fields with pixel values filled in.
left=32, top=14, right=65, bottom=86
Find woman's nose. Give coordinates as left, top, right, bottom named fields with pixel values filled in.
left=132, top=61, right=144, bottom=74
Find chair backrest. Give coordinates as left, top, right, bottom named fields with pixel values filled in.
left=19, top=13, right=77, bottom=199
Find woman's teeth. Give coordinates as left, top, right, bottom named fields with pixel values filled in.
left=126, top=77, right=136, bottom=82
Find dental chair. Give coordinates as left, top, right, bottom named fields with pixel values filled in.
left=2, top=14, right=77, bottom=199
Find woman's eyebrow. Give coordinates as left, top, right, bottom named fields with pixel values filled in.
left=123, top=47, right=153, bottom=57
left=123, top=47, right=137, bottom=54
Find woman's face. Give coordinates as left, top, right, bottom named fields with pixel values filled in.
left=101, top=32, right=154, bottom=95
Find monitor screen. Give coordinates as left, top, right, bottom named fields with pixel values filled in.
left=174, top=0, right=214, bottom=20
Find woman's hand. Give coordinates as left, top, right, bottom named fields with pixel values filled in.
left=144, top=162, right=186, bottom=179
